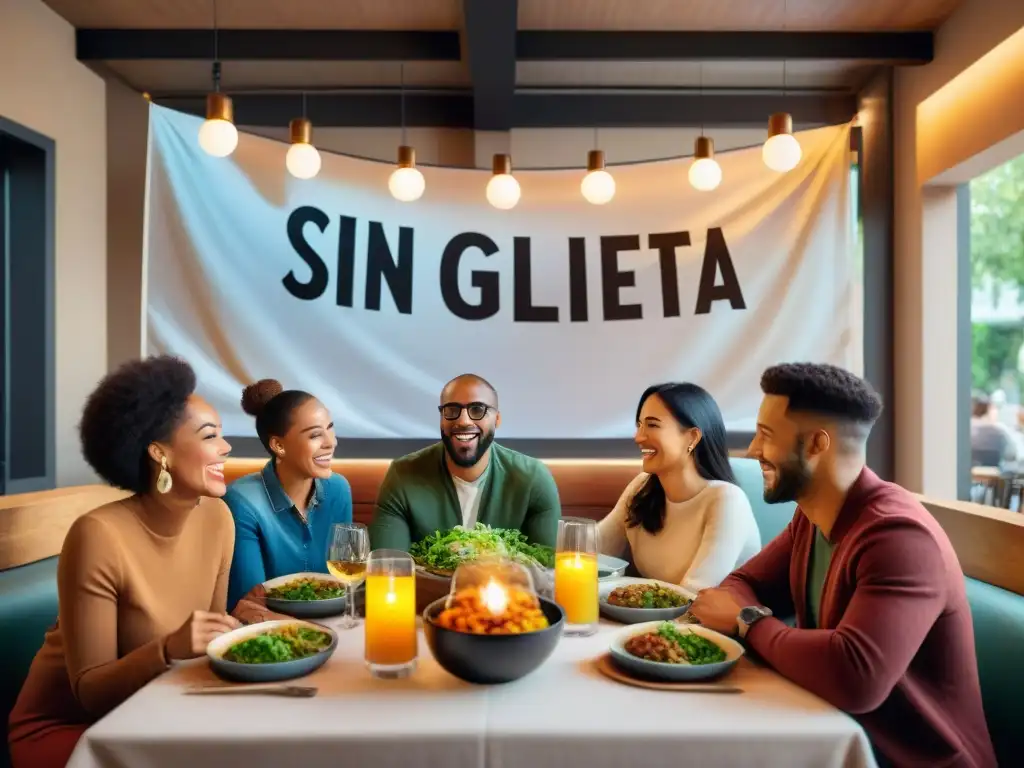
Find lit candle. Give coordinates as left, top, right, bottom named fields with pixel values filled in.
left=365, top=571, right=417, bottom=668
left=481, top=578, right=509, bottom=615
left=554, top=551, right=599, bottom=625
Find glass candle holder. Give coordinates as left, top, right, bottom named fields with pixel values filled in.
left=553, top=517, right=599, bottom=636
left=364, top=549, right=417, bottom=678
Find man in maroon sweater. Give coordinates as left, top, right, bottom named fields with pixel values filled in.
left=690, top=363, right=995, bottom=768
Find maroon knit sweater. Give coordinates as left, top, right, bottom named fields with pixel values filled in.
left=722, top=467, right=995, bottom=767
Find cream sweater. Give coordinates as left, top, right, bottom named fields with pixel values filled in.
left=598, top=474, right=761, bottom=592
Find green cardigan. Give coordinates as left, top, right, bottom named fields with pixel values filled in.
left=369, top=442, right=561, bottom=551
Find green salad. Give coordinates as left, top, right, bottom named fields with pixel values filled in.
left=223, top=626, right=332, bottom=664
left=409, top=523, right=555, bottom=575
left=265, top=577, right=344, bottom=601
left=623, top=621, right=728, bottom=665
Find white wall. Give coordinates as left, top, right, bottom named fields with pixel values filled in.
left=0, top=0, right=107, bottom=486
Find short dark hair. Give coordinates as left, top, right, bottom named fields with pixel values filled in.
left=971, top=391, right=991, bottom=418
left=442, top=373, right=498, bottom=406
left=761, top=363, right=882, bottom=425
left=79, top=355, right=197, bottom=493
left=240, top=379, right=315, bottom=456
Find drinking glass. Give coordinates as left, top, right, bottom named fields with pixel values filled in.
left=554, top=517, right=600, bottom=636
left=326, top=522, right=370, bottom=630
left=364, top=549, right=417, bottom=678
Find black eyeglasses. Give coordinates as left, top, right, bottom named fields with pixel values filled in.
left=439, top=402, right=494, bottom=421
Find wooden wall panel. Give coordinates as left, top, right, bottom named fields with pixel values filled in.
left=0, top=485, right=129, bottom=569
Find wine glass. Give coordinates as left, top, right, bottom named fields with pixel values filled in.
left=326, top=522, right=370, bottom=630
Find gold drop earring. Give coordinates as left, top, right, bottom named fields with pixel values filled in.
left=156, top=456, right=173, bottom=494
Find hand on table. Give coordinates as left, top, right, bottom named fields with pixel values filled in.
left=688, top=588, right=743, bottom=636
left=165, top=610, right=242, bottom=660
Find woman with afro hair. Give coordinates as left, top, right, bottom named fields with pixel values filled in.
left=8, top=356, right=241, bottom=768
left=224, top=379, right=352, bottom=626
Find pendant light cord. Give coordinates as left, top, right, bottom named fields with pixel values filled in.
left=400, top=63, right=407, bottom=146
left=211, top=0, right=221, bottom=92
left=699, top=61, right=705, bottom=137
left=782, top=0, right=788, bottom=97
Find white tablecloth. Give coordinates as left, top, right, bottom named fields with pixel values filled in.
left=67, top=619, right=877, bottom=768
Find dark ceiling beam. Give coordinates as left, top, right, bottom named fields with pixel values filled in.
left=77, top=28, right=932, bottom=65
left=462, top=0, right=518, bottom=131
left=516, top=31, right=933, bottom=63
left=153, top=92, right=474, bottom=128
left=513, top=91, right=856, bottom=127
left=151, top=90, right=855, bottom=129
left=76, top=29, right=462, bottom=61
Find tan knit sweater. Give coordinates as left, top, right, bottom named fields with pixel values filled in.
left=9, top=495, right=233, bottom=736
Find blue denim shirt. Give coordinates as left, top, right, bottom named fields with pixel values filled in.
left=224, top=460, right=353, bottom=611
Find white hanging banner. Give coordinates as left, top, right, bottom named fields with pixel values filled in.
left=144, top=105, right=859, bottom=439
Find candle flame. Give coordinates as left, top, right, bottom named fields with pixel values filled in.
left=481, top=578, right=509, bottom=615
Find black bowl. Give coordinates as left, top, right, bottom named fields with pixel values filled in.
left=422, top=596, right=564, bottom=685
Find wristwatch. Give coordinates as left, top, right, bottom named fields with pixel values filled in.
left=737, top=606, right=773, bottom=639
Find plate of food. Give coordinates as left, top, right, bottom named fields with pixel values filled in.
left=263, top=572, right=346, bottom=618
left=608, top=621, right=743, bottom=682
left=207, top=620, right=338, bottom=683
left=410, top=524, right=628, bottom=582
left=410, top=524, right=556, bottom=578
left=599, top=577, right=694, bottom=623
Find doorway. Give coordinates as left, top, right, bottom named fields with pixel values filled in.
left=0, top=117, right=55, bottom=494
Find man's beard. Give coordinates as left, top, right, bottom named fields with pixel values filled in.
left=441, top=428, right=495, bottom=468
left=764, top=440, right=813, bottom=504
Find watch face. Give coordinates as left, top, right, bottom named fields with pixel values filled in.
left=739, top=607, right=766, bottom=623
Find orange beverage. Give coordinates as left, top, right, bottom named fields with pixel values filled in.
left=364, top=572, right=417, bottom=666
left=554, top=551, right=599, bottom=625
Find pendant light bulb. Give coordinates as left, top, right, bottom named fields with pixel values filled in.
left=388, top=146, right=426, bottom=202
left=688, top=136, right=722, bottom=192
left=580, top=150, right=616, bottom=205
left=198, top=93, right=238, bottom=157
left=485, top=154, right=520, bottom=210
left=762, top=113, right=802, bottom=172
left=285, top=118, right=321, bottom=179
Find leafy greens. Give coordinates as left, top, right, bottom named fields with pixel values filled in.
left=409, top=523, right=555, bottom=574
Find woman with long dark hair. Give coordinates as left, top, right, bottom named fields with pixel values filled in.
left=598, top=383, right=760, bottom=591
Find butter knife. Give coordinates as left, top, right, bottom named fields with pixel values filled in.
left=184, top=683, right=317, bottom=697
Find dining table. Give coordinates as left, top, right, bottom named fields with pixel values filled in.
left=66, top=615, right=878, bottom=768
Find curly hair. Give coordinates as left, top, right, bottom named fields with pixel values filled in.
left=240, top=379, right=314, bottom=456
left=760, top=363, right=883, bottom=424
left=79, top=356, right=197, bottom=493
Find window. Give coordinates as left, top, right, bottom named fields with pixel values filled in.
left=967, top=152, right=1024, bottom=508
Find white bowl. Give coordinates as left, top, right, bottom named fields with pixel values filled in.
left=608, top=621, right=744, bottom=682
left=207, top=619, right=338, bottom=683
left=599, top=577, right=695, bottom=624
left=263, top=571, right=347, bottom=618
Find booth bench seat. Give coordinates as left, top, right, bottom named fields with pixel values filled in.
left=1, top=457, right=1022, bottom=766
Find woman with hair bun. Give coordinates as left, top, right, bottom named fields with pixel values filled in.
left=224, top=379, right=352, bottom=624
left=8, top=356, right=240, bottom=768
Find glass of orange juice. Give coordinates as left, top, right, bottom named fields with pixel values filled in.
left=554, top=517, right=599, bottom=636
left=364, top=549, right=417, bottom=678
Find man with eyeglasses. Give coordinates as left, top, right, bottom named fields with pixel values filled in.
left=369, top=373, right=561, bottom=552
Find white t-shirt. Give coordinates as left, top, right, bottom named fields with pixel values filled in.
left=597, top=473, right=761, bottom=592
left=452, top=470, right=488, bottom=528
